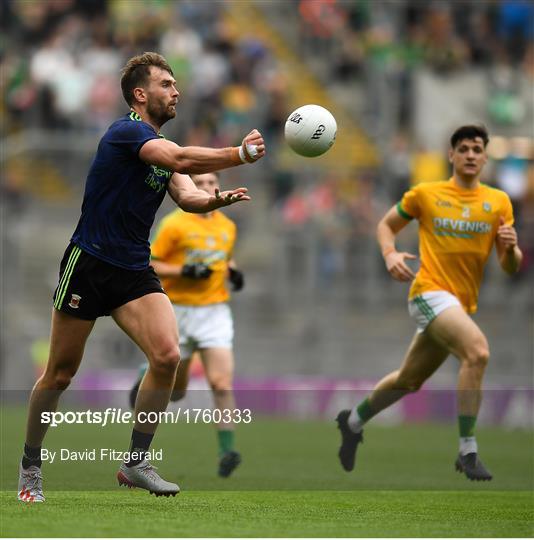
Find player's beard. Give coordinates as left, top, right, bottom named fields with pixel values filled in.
left=147, top=98, right=176, bottom=126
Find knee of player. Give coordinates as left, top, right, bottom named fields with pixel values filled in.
left=150, top=345, right=181, bottom=375
left=463, top=343, right=490, bottom=370
left=209, top=375, right=233, bottom=393
left=45, top=369, right=75, bottom=391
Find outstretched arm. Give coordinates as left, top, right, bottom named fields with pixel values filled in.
left=150, top=259, right=182, bottom=279
left=496, top=217, right=523, bottom=274
left=167, top=173, right=250, bottom=213
left=377, top=205, right=417, bottom=282
left=139, top=129, right=265, bottom=174
left=151, top=258, right=212, bottom=280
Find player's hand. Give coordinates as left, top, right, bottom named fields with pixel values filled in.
left=384, top=251, right=417, bottom=282
left=181, top=263, right=213, bottom=279
left=497, top=216, right=517, bottom=253
left=228, top=267, right=245, bottom=291
left=214, top=187, right=251, bottom=207
left=240, top=129, right=266, bottom=163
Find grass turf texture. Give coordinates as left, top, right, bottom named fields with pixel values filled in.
left=1, top=407, right=533, bottom=537
left=1, top=490, right=533, bottom=537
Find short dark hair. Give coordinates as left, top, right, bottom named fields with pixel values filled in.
left=450, top=124, right=489, bottom=148
left=120, top=52, right=174, bottom=107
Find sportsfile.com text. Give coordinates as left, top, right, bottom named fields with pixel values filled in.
left=40, top=408, right=252, bottom=427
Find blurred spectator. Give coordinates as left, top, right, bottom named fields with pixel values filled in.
left=457, top=2, right=497, bottom=66
left=190, top=40, right=230, bottom=100
left=270, top=170, right=295, bottom=205
left=1, top=160, right=28, bottom=214
left=299, top=0, right=347, bottom=39
left=422, top=4, right=469, bottom=74
left=29, top=30, right=83, bottom=128
left=383, top=132, right=412, bottom=202
left=2, top=54, right=39, bottom=128
left=495, top=138, right=532, bottom=223
left=485, top=33, right=528, bottom=127
left=334, top=28, right=365, bottom=81
left=497, top=0, right=534, bottom=65
left=80, top=17, right=122, bottom=78
left=85, top=73, right=121, bottom=132
left=159, top=14, right=202, bottom=87
left=298, top=0, right=347, bottom=56
left=521, top=43, right=534, bottom=78
left=254, top=64, right=288, bottom=157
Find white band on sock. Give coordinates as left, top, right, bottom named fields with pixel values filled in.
left=459, top=436, right=478, bottom=456
left=347, top=407, right=364, bottom=433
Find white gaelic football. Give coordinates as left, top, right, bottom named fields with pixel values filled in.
left=284, top=104, right=337, bottom=157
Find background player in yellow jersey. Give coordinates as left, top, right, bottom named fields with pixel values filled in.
left=130, top=171, right=244, bottom=477
left=336, top=125, right=523, bottom=481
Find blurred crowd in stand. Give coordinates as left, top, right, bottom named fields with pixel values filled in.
left=298, top=0, right=534, bottom=129
left=1, top=0, right=286, bottom=143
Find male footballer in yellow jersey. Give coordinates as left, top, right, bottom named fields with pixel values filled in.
left=130, top=172, right=244, bottom=477
left=336, top=125, right=523, bottom=481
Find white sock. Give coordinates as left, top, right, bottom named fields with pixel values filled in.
left=347, top=407, right=364, bottom=433
left=459, top=436, right=478, bottom=456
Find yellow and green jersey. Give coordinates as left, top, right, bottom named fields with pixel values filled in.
left=398, top=178, right=514, bottom=313
left=150, top=209, right=236, bottom=306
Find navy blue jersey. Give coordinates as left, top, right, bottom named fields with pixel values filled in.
left=71, top=112, right=173, bottom=270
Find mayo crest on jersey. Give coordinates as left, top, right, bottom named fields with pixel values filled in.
left=71, top=112, right=172, bottom=269
left=398, top=178, right=514, bottom=313
left=151, top=209, right=236, bottom=306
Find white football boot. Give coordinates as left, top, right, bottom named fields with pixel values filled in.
left=18, top=463, right=45, bottom=503
left=117, top=460, right=179, bottom=497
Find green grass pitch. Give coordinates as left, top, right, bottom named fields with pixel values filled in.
left=1, top=406, right=532, bottom=537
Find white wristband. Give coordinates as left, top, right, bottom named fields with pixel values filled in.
left=239, top=144, right=259, bottom=163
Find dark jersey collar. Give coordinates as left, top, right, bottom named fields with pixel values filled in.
left=127, top=110, right=165, bottom=138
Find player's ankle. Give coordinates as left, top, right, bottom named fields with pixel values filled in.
left=22, top=444, right=42, bottom=469
left=347, top=409, right=364, bottom=433
left=459, top=436, right=478, bottom=456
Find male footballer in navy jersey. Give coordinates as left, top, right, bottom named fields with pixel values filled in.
left=17, top=52, right=265, bottom=502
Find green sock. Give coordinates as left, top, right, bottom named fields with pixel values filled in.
left=218, top=430, right=234, bottom=456
left=356, top=397, right=376, bottom=423
left=458, top=415, right=477, bottom=437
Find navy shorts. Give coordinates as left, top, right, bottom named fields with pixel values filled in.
left=53, top=244, right=165, bottom=320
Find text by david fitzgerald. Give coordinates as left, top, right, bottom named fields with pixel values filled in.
left=41, top=448, right=163, bottom=464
